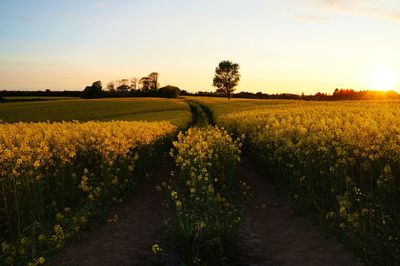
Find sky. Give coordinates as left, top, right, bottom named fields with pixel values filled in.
left=0, top=0, right=399, bottom=94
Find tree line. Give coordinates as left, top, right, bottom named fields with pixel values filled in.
left=82, top=72, right=180, bottom=99
left=0, top=89, right=82, bottom=99
left=182, top=88, right=400, bottom=101
left=1, top=61, right=399, bottom=101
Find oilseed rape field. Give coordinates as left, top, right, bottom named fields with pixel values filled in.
left=0, top=121, right=178, bottom=265
left=164, top=126, right=247, bottom=264
left=0, top=98, right=192, bottom=265
left=193, top=97, right=400, bottom=265
left=1, top=96, right=399, bottom=265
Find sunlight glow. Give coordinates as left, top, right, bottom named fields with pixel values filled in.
left=369, top=68, right=397, bottom=91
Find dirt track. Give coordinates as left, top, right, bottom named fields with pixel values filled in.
left=235, top=160, right=361, bottom=266
left=52, top=159, right=361, bottom=266
left=51, top=163, right=172, bottom=266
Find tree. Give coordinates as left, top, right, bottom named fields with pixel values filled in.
left=82, top=80, right=103, bottom=99
left=106, top=82, right=116, bottom=93
left=139, top=72, right=160, bottom=92
left=117, top=85, right=130, bottom=96
left=92, top=81, right=102, bottom=91
left=129, top=77, right=138, bottom=91
left=212, top=60, right=240, bottom=100
left=120, top=79, right=129, bottom=86
left=139, top=76, right=152, bottom=91
left=148, top=72, right=160, bottom=90
left=159, top=85, right=180, bottom=98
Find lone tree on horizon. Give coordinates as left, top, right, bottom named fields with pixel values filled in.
left=213, top=60, right=240, bottom=100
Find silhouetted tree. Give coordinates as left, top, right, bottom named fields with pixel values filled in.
left=92, top=81, right=102, bottom=90
left=159, top=85, right=180, bottom=98
left=106, top=82, right=116, bottom=93
left=120, top=79, right=129, bottom=86
left=129, top=77, right=138, bottom=91
left=213, top=60, right=240, bottom=100
left=82, top=80, right=103, bottom=98
left=117, top=84, right=129, bottom=96
left=139, top=76, right=152, bottom=91
left=148, top=72, right=160, bottom=90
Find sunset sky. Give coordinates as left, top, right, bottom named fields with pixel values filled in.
left=0, top=0, right=399, bottom=94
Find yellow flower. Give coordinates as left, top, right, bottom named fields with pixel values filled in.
left=56, top=212, right=64, bottom=222
left=33, top=160, right=40, bottom=168
left=88, top=193, right=95, bottom=201
left=195, top=220, right=206, bottom=230
left=1, top=242, right=9, bottom=253
left=151, top=244, right=162, bottom=254
left=171, top=191, right=178, bottom=200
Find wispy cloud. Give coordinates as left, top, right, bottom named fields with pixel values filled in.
left=323, top=0, right=360, bottom=9
left=374, top=9, right=400, bottom=21
left=317, top=0, right=400, bottom=21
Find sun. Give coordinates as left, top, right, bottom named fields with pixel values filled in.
left=369, top=68, right=397, bottom=91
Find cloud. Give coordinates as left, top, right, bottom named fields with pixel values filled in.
left=376, top=10, right=400, bottom=21
left=323, top=0, right=360, bottom=9
left=312, top=0, right=400, bottom=21
left=294, top=15, right=332, bottom=23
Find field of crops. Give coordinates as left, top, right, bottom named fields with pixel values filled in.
left=0, top=98, right=191, bottom=128
left=2, top=97, right=79, bottom=102
left=0, top=120, right=180, bottom=265
left=193, top=97, right=400, bottom=265
left=1, top=96, right=399, bottom=265
left=0, top=98, right=194, bottom=265
left=163, top=126, right=247, bottom=264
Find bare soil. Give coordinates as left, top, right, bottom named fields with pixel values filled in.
left=51, top=162, right=172, bottom=266
left=235, top=159, right=362, bottom=266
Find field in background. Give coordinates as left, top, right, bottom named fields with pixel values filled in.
left=190, top=96, right=400, bottom=122
left=0, top=98, right=191, bottom=128
left=2, top=96, right=79, bottom=102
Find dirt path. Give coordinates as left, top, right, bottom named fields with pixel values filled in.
left=51, top=162, right=172, bottom=266
left=49, top=138, right=362, bottom=265
left=235, top=159, right=362, bottom=266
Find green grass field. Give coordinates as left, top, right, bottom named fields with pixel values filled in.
left=3, top=96, right=79, bottom=102
left=0, top=98, right=191, bottom=128
left=186, top=97, right=299, bottom=122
